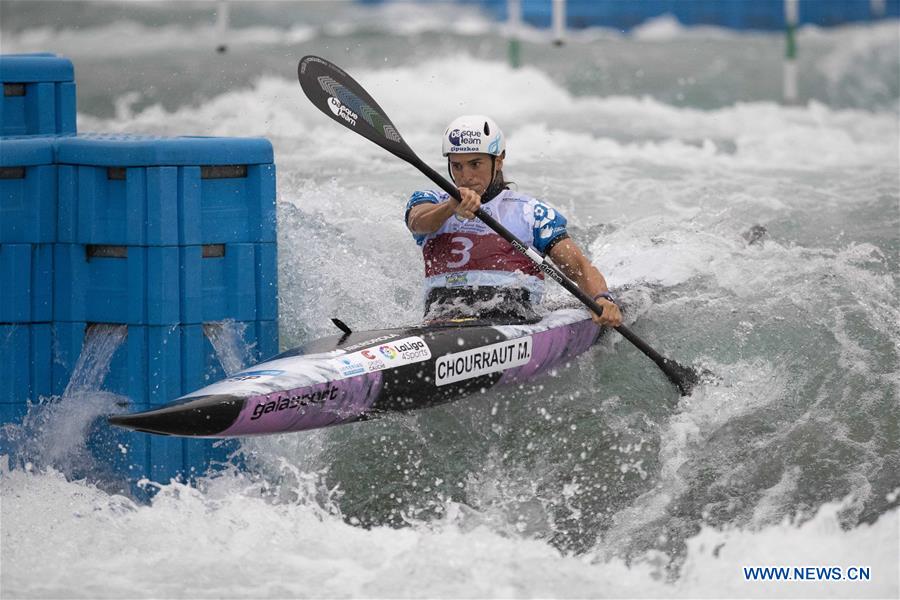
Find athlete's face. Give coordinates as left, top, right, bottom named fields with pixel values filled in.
left=448, top=152, right=503, bottom=195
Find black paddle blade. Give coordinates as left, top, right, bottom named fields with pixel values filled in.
left=298, top=56, right=415, bottom=163
left=663, top=358, right=702, bottom=397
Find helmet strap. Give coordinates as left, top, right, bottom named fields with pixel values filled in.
left=481, top=155, right=506, bottom=203
left=447, top=157, right=456, bottom=185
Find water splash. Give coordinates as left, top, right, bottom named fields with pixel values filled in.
left=2, top=324, right=128, bottom=480
left=63, top=324, right=127, bottom=397
left=203, top=320, right=255, bottom=376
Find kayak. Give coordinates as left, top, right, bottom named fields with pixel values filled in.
left=108, top=307, right=606, bottom=437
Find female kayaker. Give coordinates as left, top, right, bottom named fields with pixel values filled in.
left=405, top=114, right=622, bottom=327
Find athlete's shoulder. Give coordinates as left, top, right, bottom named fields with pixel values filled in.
left=522, top=194, right=568, bottom=254
left=408, top=189, right=448, bottom=205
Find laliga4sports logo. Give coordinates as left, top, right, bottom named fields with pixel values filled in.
left=328, top=96, right=358, bottom=127
left=375, top=339, right=428, bottom=361
left=332, top=336, right=432, bottom=379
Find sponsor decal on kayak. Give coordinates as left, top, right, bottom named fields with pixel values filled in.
left=332, top=336, right=432, bottom=377
left=250, top=385, right=339, bottom=420
left=226, top=369, right=284, bottom=382
left=338, top=357, right=366, bottom=377
left=435, top=336, right=532, bottom=386
left=342, top=333, right=399, bottom=352
left=391, top=338, right=431, bottom=361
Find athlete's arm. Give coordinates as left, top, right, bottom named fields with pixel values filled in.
left=548, top=238, right=622, bottom=327
left=406, top=188, right=482, bottom=234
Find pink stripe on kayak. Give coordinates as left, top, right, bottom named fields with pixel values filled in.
left=221, top=372, right=384, bottom=436
left=499, top=319, right=601, bottom=384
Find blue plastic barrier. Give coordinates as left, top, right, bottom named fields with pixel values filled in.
left=53, top=244, right=181, bottom=325
left=87, top=422, right=239, bottom=496
left=0, top=54, right=76, bottom=136
left=0, top=52, right=280, bottom=494
left=51, top=320, right=278, bottom=405
left=472, top=0, right=899, bottom=29
left=56, top=134, right=276, bottom=246
left=181, top=242, right=278, bottom=324
left=53, top=242, right=276, bottom=325
left=0, top=244, right=53, bottom=323
left=0, top=137, right=58, bottom=243
left=0, top=323, right=52, bottom=403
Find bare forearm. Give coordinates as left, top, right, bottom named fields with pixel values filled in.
left=548, top=238, right=621, bottom=326
left=407, top=201, right=457, bottom=234
left=559, top=258, right=608, bottom=298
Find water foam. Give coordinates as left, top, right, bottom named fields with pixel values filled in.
left=1, top=465, right=896, bottom=598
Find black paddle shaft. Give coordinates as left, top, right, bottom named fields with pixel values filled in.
left=297, top=55, right=699, bottom=396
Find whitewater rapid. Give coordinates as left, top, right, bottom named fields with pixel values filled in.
left=1, top=3, right=898, bottom=598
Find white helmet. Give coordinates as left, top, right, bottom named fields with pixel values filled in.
left=442, top=115, right=505, bottom=157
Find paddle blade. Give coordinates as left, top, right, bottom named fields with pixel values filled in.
left=298, top=55, right=416, bottom=163
left=663, top=357, right=701, bottom=397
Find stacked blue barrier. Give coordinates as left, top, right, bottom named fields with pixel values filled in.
left=0, top=53, right=76, bottom=136
left=468, top=0, right=899, bottom=30
left=1, top=136, right=57, bottom=425
left=0, top=54, right=280, bottom=493
left=51, top=134, right=279, bottom=487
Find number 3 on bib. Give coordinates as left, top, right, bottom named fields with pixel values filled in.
left=446, top=236, right=473, bottom=268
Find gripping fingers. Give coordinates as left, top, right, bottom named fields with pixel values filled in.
left=592, top=299, right=622, bottom=328
left=455, top=188, right=481, bottom=220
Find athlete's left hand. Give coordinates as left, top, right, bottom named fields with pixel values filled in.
left=592, top=298, right=622, bottom=328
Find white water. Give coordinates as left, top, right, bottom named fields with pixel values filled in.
left=203, top=320, right=256, bottom=377
left=1, top=2, right=898, bottom=598
left=1, top=463, right=897, bottom=599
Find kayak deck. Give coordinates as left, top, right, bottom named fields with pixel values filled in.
left=108, top=307, right=605, bottom=437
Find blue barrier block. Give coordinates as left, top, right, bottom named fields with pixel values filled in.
left=53, top=243, right=276, bottom=325
left=180, top=163, right=277, bottom=246
left=0, top=137, right=57, bottom=243
left=51, top=320, right=279, bottom=405
left=0, top=54, right=76, bottom=136
left=481, top=0, right=900, bottom=30
left=57, top=164, right=179, bottom=246
left=256, top=243, right=278, bottom=322
left=0, top=401, right=31, bottom=460
left=181, top=242, right=278, bottom=324
left=83, top=414, right=150, bottom=490
left=0, top=244, right=53, bottom=323
left=0, top=323, right=52, bottom=403
left=0, top=402, right=29, bottom=430
left=54, top=244, right=181, bottom=325
left=0, top=402, right=30, bottom=460
left=148, top=437, right=238, bottom=483
left=56, top=133, right=273, bottom=166
left=178, top=320, right=279, bottom=394
left=183, top=438, right=239, bottom=478
left=86, top=417, right=238, bottom=491
left=52, top=322, right=183, bottom=404
left=56, top=135, right=276, bottom=245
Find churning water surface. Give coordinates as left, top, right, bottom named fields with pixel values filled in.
left=1, top=2, right=898, bottom=598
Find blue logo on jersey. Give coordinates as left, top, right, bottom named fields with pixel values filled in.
left=532, top=202, right=568, bottom=253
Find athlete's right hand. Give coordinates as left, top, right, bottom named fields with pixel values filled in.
left=453, top=187, right=482, bottom=220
